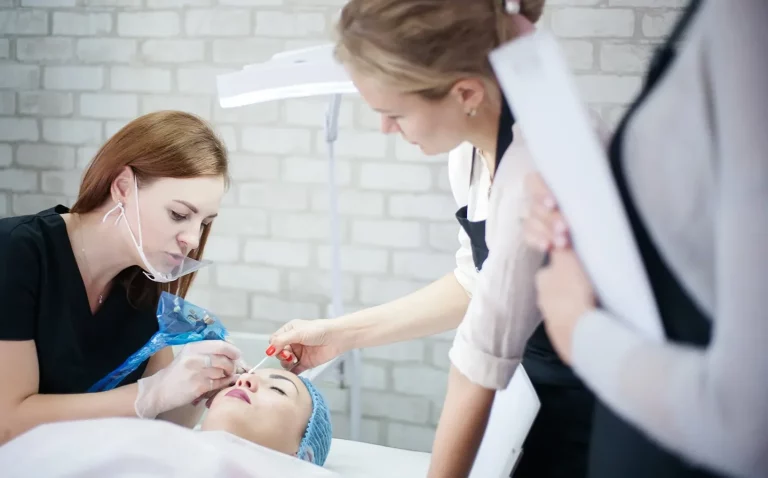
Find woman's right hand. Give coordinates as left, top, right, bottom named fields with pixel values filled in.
left=269, top=319, right=346, bottom=374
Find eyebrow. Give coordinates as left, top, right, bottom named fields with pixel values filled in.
left=269, top=374, right=299, bottom=394
left=173, top=200, right=218, bottom=219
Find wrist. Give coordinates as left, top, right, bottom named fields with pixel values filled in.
left=333, top=311, right=376, bottom=352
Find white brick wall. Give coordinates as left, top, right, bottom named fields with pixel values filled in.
left=0, top=0, right=683, bottom=451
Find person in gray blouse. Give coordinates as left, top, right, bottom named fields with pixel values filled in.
left=523, top=1, right=767, bottom=477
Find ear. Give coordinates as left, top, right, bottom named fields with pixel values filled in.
left=110, top=166, right=135, bottom=205
left=449, top=78, right=487, bottom=114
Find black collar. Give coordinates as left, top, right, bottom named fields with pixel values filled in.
left=495, top=95, right=515, bottom=168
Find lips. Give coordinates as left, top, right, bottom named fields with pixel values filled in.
left=224, top=389, right=251, bottom=404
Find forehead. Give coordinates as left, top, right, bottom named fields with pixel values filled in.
left=347, top=66, right=412, bottom=111
left=142, top=176, right=225, bottom=196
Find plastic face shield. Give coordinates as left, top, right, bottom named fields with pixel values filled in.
left=102, top=176, right=212, bottom=283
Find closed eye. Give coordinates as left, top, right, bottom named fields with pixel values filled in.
left=170, top=210, right=187, bottom=222
left=270, top=386, right=286, bottom=396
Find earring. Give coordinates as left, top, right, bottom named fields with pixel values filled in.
left=505, top=0, right=520, bottom=15
left=467, top=109, right=477, bottom=117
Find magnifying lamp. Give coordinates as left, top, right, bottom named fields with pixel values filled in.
left=216, top=43, right=363, bottom=441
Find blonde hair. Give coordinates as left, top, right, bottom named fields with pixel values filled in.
left=335, top=0, right=545, bottom=99
left=72, top=110, right=229, bottom=307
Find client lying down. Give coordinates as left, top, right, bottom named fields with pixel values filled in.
left=0, top=368, right=335, bottom=477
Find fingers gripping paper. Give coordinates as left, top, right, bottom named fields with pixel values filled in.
left=488, top=30, right=664, bottom=341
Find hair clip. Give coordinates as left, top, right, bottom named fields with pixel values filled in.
left=505, top=0, right=520, bottom=15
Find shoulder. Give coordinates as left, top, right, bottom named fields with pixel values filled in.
left=0, top=207, right=65, bottom=266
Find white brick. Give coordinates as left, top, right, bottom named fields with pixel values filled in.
left=316, top=130, right=387, bottom=159
left=241, top=127, right=311, bottom=155
left=271, top=213, right=343, bottom=240
left=211, top=207, right=268, bottom=236
left=552, top=9, right=635, bottom=38
left=44, top=66, right=104, bottom=91
left=17, top=38, right=74, bottom=62
left=141, top=40, right=205, bottom=63
left=213, top=101, right=280, bottom=125
left=0, top=11, right=47, bottom=35
left=77, top=146, right=99, bottom=168
left=18, top=92, right=73, bottom=116
left=228, top=154, right=280, bottom=181
left=185, top=9, right=250, bottom=37
left=0, top=65, right=40, bottom=89
left=111, top=67, right=172, bottom=93
left=359, top=277, right=426, bottom=306
left=76, top=39, right=137, bottom=63
left=600, top=42, right=654, bottom=73
left=190, top=267, right=211, bottom=287
left=282, top=157, right=351, bottom=186
left=393, top=365, right=447, bottom=401
left=363, top=392, right=430, bottom=424
left=201, top=235, right=240, bottom=262
left=147, top=0, right=210, bottom=7
left=212, top=39, right=283, bottom=65
left=317, top=386, right=348, bottom=414
left=287, top=271, right=356, bottom=302
left=429, top=402, right=442, bottom=426
left=327, top=414, right=381, bottom=444
left=0, top=144, right=11, bottom=167
left=184, top=288, right=249, bottom=317
left=177, top=68, right=231, bottom=95
left=11, top=193, right=68, bottom=215
left=642, top=11, right=679, bottom=38
left=239, top=183, right=308, bottom=211
left=436, top=164, right=451, bottom=193
left=43, top=119, right=102, bottom=145
left=141, top=95, right=211, bottom=120
left=0, top=92, right=14, bottom=115
left=431, top=340, right=452, bottom=370
left=361, top=362, right=387, bottom=390
left=284, top=98, right=354, bottom=128
left=545, top=0, right=599, bottom=4
left=218, top=0, right=281, bottom=4
left=215, top=265, right=281, bottom=293
left=355, top=102, right=381, bottom=131
left=82, top=0, right=140, bottom=6
left=576, top=74, right=642, bottom=104
left=428, top=223, right=459, bottom=253
left=0, top=119, right=39, bottom=142
left=609, top=0, right=686, bottom=5
left=21, top=0, right=75, bottom=5
left=389, top=194, right=456, bottom=220
left=561, top=40, right=595, bottom=71
left=360, top=163, right=432, bottom=192
left=255, top=11, right=325, bottom=38
left=0, top=193, right=7, bottom=217
left=41, top=171, right=81, bottom=195
left=310, top=190, right=385, bottom=217
left=393, top=251, right=454, bottom=281
left=105, top=120, right=129, bottom=138
left=0, top=39, right=9, bottom=59
left=17, top=144, right=76, bottom=169
left=80, top=94, right=138, bottom=119
left=317, top=245, right=388, bottom=274
left=243, top=239, right=311, bottom=268
left=352, top=220, right=422, bottom=248
left=604, top=105, right=629, bottom=129
left=250, top=296, right=320, bottom=322
left=386, top=423, right=434, bottom=452
left=217, top=126, right=236, bottom=151
left=53, top=12, right=112, bottom=36
left=118, top=12, right=180, bottom=38
left=0, top=169, right=37, bottom=192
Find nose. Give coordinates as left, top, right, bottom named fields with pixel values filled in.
left=235, top=374, right=259, bottom=392
left=177, top=224, right=201, bottom=252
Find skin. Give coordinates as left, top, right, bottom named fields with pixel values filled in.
left=0, top=167, right=229, bottom=444
left=200, top=369, right=313, bottom=458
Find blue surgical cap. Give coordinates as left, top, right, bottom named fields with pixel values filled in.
left=297, top=377, right=333, bottom=466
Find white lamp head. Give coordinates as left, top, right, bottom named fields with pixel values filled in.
left=216, top=44, right=357, bottom=108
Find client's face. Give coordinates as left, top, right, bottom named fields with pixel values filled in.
left=200, top=368, right=313, bottom=457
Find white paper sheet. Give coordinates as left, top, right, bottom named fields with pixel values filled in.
left=488, top=29, right=664, bottom=342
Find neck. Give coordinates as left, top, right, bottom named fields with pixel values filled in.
left=466, top=88, right=502, bottom=177
left=70, top=209, right=137, bottom=293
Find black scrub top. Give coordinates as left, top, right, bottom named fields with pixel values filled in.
left=0, top=206, right=158, bottom=394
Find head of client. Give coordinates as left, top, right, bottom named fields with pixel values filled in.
left=199, top=368, right=333, bottom=466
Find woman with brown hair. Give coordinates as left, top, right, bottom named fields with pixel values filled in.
left=267, top=1, right=596, bottom=476
left=0, top=110, right=242, bottom=445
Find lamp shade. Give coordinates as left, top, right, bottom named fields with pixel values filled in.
left=216, top=44, right=357, bottom=108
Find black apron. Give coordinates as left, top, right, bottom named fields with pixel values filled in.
left=455, top=99, right=594, bottom=478
left=589, top=1, right=722, bottom=476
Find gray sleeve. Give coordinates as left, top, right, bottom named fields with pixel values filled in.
left=571, top=2, right=768, bottom=476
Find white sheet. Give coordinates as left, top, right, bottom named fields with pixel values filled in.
left=0, top=417, right=339, bottom=478
left=325, top=439, right=430, bottom=478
